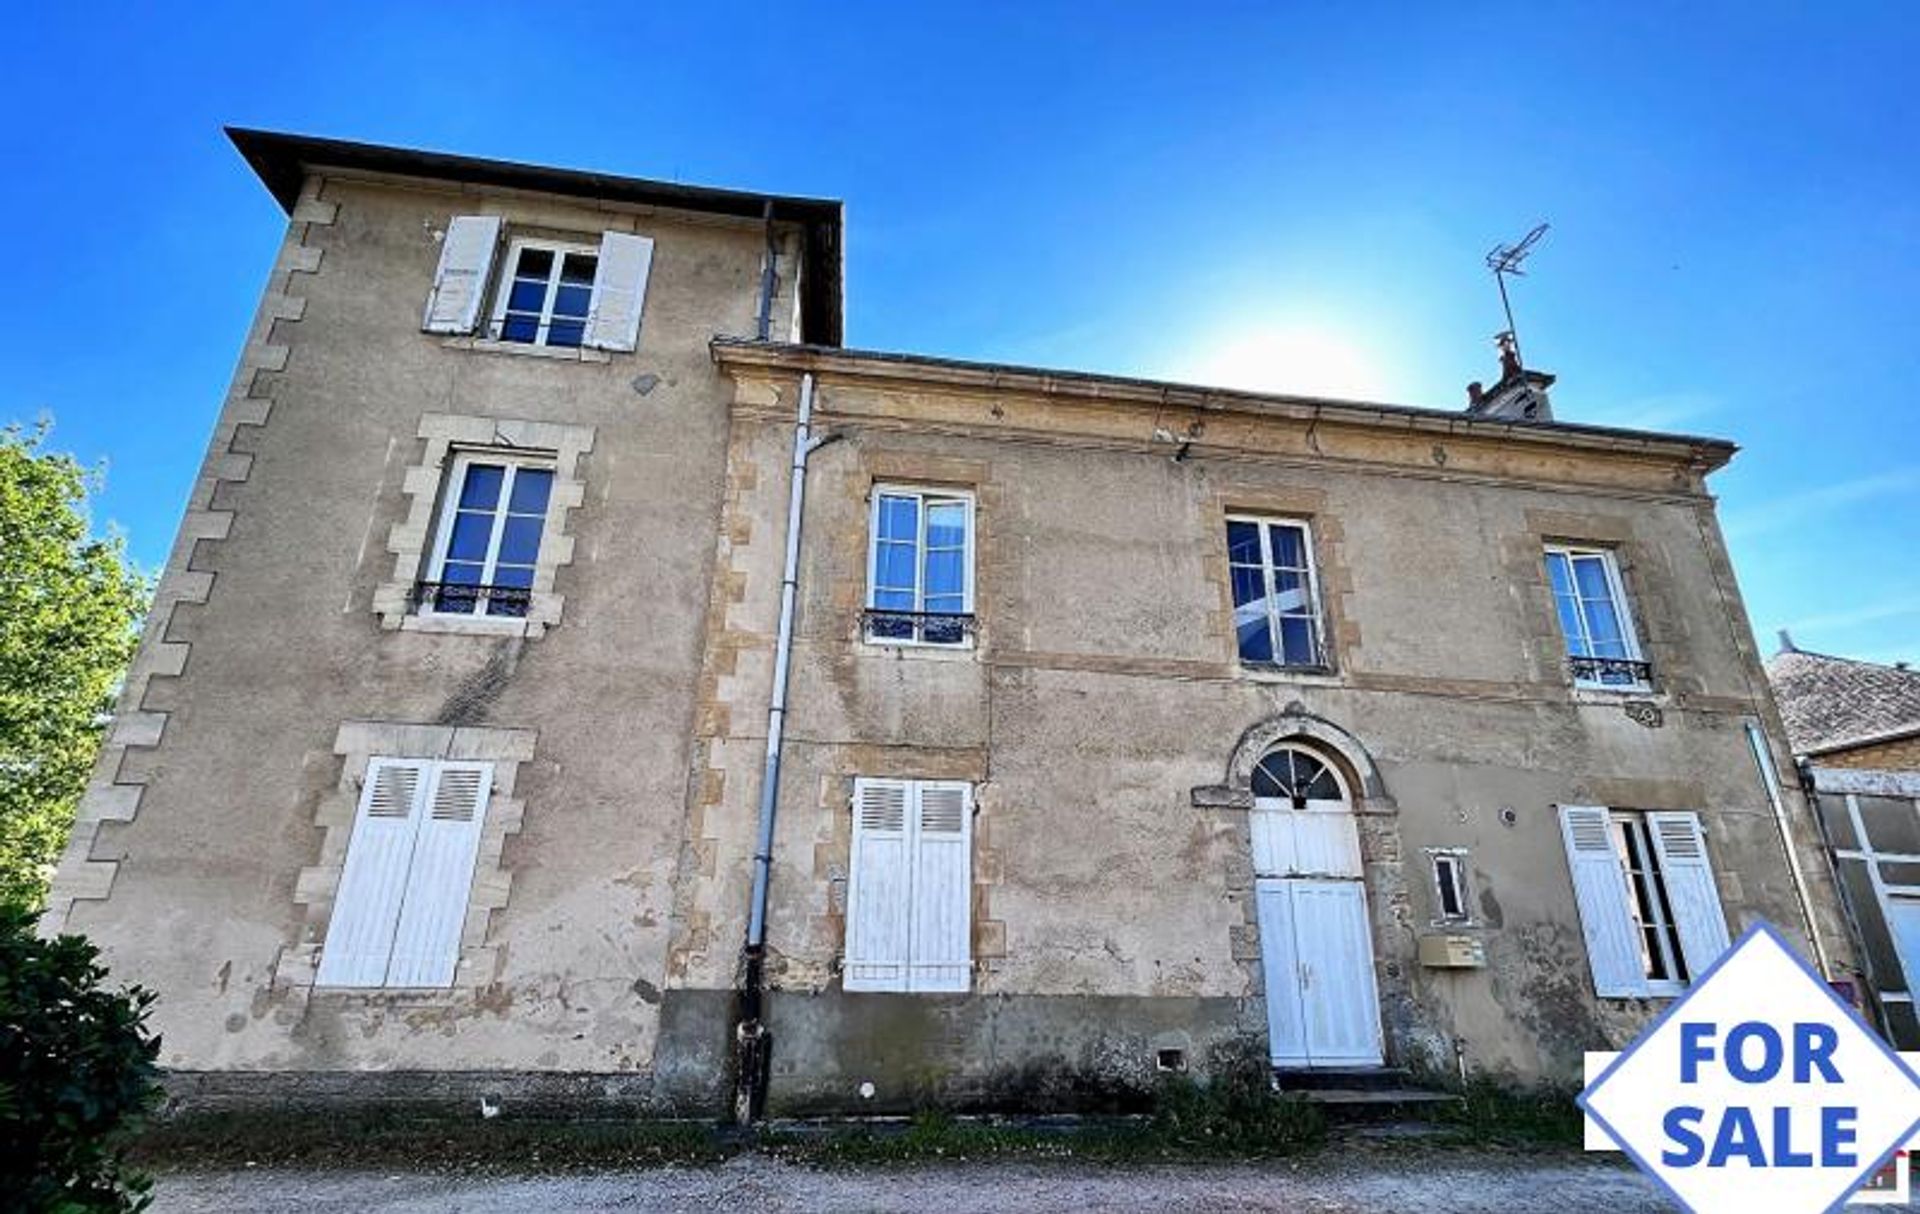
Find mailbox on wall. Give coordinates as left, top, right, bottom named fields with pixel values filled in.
left=1418, top=934, right=1487, bottom=969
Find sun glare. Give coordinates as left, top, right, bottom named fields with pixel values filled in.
left=1186, top=323, right=1391, bottom=402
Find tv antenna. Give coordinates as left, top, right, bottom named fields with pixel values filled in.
left=1485, top=222, right=1549, bottom=369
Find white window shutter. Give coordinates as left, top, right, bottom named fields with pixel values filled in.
left=1558, top=805, right=1647, bottom=998
left=385, top=762, right=492, bottom=988
left=845, top=778, right=912, bottom=992
left=1647, top=812, right=1732, bottom=979
left=583, top=231, right=654, bottom=352
left=317, top=759, right=430, bottom=987
left=422, top=215, right=502, bottom=334
left=909, top=782, right=973, bottom=993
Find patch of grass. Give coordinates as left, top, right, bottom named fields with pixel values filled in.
left=1426, top=1076, right=1584, bottom=1148
left=133, top=1111, right=728, bottom=1173
left=1147, top=1066, right=1326, bottom=1158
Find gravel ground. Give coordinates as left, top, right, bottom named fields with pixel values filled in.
left=150, top=1151, right=1681, bottom=1213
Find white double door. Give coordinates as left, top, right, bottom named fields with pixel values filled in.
left=1253, top=797, right=1383, bottom=1068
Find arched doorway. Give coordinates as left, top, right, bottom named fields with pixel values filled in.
left=1251, top=744, right=1384, bottom=1068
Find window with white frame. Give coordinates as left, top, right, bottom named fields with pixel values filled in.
left=418, top=453, right=554, bottom=618
left=492, top=240, right=597, bottom=348
left=1226, top=516, right=1326, bottom=668
left=1558, top=805, right=1731, bottom=998
left=864, top=487, right=975, bottom=646
left=421, top=215, right=655, bottom=354
left=844, top=778, right=973, bottom=993
left=1428, top=849, right=1473, bottom=925
left=1544, top=544, right=1648, bottom=688
left=316, top=757, right=492, bottom=989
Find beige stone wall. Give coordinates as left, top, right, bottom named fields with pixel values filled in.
left=51, top=171, right=805, bottom=1074
left=1818, top=735, right=1920, bottom=771
left=684, top=355, right=1853, bottom=1082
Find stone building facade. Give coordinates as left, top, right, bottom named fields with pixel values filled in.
left=43, top=130, right=1854, bottom=1116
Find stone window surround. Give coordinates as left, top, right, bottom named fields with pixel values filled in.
left=1521, top=509, right=1677, bottom=700
left=374, top=412, right=594, bottom=638
left=1204, top=485, right=1358, bottom=679
left=273, top=720, right=536, bottom=994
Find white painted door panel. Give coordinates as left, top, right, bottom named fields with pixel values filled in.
left=1290, top=880, right=1384, bottom=1066
left=1256, top=878, right=1307, bottom=1067
left=1251, top=799, right=1361, bottom=878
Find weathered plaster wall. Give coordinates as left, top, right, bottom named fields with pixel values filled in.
left=1817, top=736, right=1920, bottom=771
left=53, top=172, right=802, bottom=1083
left=677, top=360, right=1853, bottom=1106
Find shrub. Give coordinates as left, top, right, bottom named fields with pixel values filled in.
left=1150, top=1040, right=1325, bottom=1156
left=0, top=906, right=161, bottom=1212
left=1434, top=1073, right=1584, bottom=1146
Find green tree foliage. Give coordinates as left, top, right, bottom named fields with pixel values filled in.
left=0, top=424, right=147, bottom=913
left=0, top=905, right=161, bottom=1212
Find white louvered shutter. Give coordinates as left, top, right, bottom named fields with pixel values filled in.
left=1558, top=805, right=1647, bottom=997
left=317, top=759, right=430, bottom=987
left=385, top=762, right=492, bottom=988
left=845, top=779, right=912, bottom=991
left=909, top=782, right=973, bottom=993
left=583, top=231, right=654, bottom=352
left=1647, top=811, right=1732, bottom=981
left=422, top=215, right=502, bottom=333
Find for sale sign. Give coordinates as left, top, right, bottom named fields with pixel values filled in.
left=1581, top=923, right=1920, bottom=1213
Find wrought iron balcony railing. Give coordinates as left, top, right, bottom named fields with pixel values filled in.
left=861, top=608, right=976, bottom=646
left=1569, top=655, right=1653, bottom=687
left=411, top=581, right=533, bottom=618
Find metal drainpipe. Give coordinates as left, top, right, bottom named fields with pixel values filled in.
left=1747, top=719, right=1831, bottom=976
left=755, top=199, right=776, bottom=342
left=734, top=372, right=830, bottom=1124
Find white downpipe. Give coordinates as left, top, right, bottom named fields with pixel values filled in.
left=1748, top=719, right=1831, bottom=975
left=747, top=373, right=816, bottom=948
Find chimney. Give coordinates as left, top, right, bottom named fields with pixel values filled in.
left=1464, top=331, right=1555, bottom=422
left=1777, top=629, right=1799, bottom=654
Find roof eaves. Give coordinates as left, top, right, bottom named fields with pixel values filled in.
left=710, top=338, right=1739, bottom=466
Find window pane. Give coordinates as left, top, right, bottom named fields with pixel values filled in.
left=500, top=314, right=539, bottom=344
left=507, top=279, right=548, bottom=313
left=877, top=495, right=919, bottom=541
left=924, top=593, right=965, bottom=616
left=498, top=516, right=544, bottom=566
left=1268, top=523, right=1306, bottom=569
left=924, top=549, right=964, bottom=598
left=560, top=254, right=597, bottom=285
left=553, top=284, right=592, bottom=319
left=546, top=320, right=585, bottom=348
left=515, top=248, right=554, bottom=278
left=921, top=616, right=966, bottom=644
left=872, top=587, right=915, bottom=612
left=446, top=512, right=493, bottom=562
left=487, top=565, right=534, bottom=618
left=1571, top=555, right=1616, bottom=603
left=1226, top=520, right=1262, bottom=566
left=1278, top=616, right=1317, bottom=665
left=459, top=465, right=504, bottom=510
left=1251, top=756, right=1285, bottom=799
left=876, top=542, right=917, bottom=592
left=1584, top=598, right=1627, bottom=656
left=1300, top=763, right=1340, bottom=800
left=1544, top=551, right=1573, bottom=597
left=925, top=501, right=967, bottom=549
left=1230, top=564, right=1266, bottom=609
left=1554, top=593, right=1589, bottom=656
left=1272, top=569, right=1310, bottom=614
left=1236, top=613, right=1274, bottom=663
left=441, top=561, right=484, bottom=586
left=508, top=468, right=554, bottom=515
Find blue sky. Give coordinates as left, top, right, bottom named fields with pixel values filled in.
left=4, top=3, right=1916, bottom=663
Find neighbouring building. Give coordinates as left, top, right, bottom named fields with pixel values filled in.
left=42, top=129, right=1857, bottom=1117
left=1769, top=636, right=1920, bottom=1046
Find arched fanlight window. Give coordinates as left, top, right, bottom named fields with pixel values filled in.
left=1251, top=747, right=1343, bottom=806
